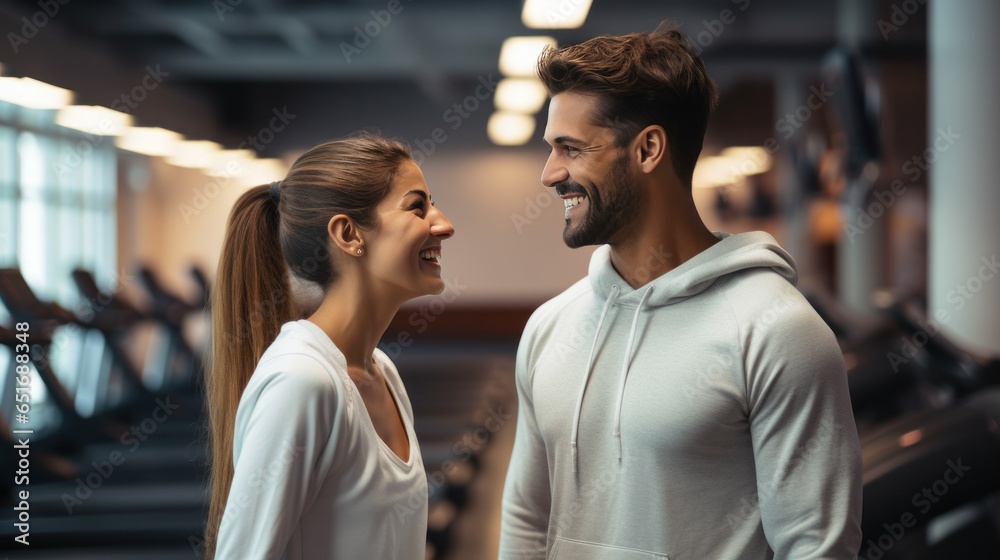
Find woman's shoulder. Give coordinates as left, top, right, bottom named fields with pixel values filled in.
left=259, top=320, right=351, bottom=373
left=232, top=339, right=354, bottom=465
left=244, top=323, right=351, bottom=407
left=253, top=352, right=341, bottom=393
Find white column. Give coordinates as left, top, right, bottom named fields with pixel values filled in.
left=928, top=0, right=1000, bottom=355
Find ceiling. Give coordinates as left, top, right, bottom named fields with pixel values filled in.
left=5, top=0, right=877, bottom=83
left=0, top=0, right=926, bottom=153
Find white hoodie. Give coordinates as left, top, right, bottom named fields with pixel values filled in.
left=500, top=232, right=862, bottom=560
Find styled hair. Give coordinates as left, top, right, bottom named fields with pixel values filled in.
left=203, top=132, right=411, bottom=558
left=536, top=22, right=719, bottom=187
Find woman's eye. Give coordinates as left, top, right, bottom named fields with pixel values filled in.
left=410, top=201, right=426, bottom=213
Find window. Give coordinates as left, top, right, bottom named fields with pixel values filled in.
left=0, top=101, right=118, bottom=433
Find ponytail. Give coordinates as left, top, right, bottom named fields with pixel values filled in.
left=203, top=184, right=296, bottom=559
left=201, top=131, right=412, bottom=557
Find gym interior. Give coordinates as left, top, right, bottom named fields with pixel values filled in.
left=1, top=0, right=998, bottom=559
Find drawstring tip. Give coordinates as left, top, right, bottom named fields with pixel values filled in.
left=571, top=443, right=577, bottom=473
left=615, top=434, right=622, bottom=460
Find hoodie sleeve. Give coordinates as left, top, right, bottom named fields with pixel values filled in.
left=744, top=303, right=863, bottom=560
left=215, top=355, right=340, bottom=560
left=499, top=313, right=552, bottom=560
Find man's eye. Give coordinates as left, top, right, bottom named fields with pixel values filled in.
left=564, top=146, right=580, bottom=155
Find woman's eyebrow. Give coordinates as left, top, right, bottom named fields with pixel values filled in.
left=402, top=189, right=428, bottom=200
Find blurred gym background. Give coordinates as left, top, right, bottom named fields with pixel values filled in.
left=1, top=0, right=998, bottom=558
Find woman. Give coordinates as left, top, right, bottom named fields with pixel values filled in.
left=204, top=132, right=455, bottom=559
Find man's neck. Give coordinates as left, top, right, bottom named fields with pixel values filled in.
left=608, top=191, right=719, bottom=289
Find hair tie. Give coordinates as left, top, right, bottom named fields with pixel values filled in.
left=269, top=181, right=281, bottom=205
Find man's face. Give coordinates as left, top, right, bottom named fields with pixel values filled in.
left=541, top=92, right=642, bottom=248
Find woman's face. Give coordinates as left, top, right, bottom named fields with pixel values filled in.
left=363, top=159, right=455, bottom=299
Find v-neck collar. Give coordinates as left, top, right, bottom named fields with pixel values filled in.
left=297, top=319, right=416, bottom=470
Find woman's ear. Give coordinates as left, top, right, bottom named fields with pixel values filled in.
left=634, top=125, right=668, bottom=174
left=327, top=214, right=364, bottom=257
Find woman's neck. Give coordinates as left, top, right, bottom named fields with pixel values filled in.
left=306, top=277, right=403, bottom=377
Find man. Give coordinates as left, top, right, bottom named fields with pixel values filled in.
left=499, top=25, right=862, bottom=559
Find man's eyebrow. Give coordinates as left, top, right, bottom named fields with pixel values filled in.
left=553, top=135, right=586, bottom=145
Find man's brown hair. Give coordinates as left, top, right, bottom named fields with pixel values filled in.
left=537, top=23, right=718, bottom=187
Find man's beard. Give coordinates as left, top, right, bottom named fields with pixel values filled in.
left=561, top=152, right=642, bottom=248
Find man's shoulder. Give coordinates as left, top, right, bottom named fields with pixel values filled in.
left=525, top=276, right=593, bottom=333
left=714, top=269, right=833, bottom=341
left=715, top=268, right=804, bottom=312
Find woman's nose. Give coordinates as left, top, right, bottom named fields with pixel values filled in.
left=431, top=207, right=455, bottom=239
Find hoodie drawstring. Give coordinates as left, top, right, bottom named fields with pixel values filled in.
left=570, top=284, right=619, bottom=473
left=613, top=286, right=653, bottom=460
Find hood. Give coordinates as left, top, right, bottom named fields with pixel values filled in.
left=569, top=231, right=798, bottom=473
left=588, top=231, right=797, bottom=307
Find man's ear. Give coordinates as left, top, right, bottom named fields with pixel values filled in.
left=327, top=214, right=364, bottom=257
left=634, top=125, right=668, bottom=174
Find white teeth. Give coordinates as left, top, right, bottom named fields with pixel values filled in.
left=419, top=250, right=441, bottom=261
left=563, top=196, right=586, bottom=208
